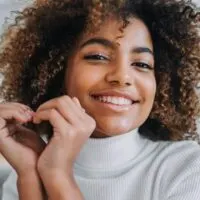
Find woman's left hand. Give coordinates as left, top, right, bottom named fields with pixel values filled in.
left=33, top=95, right=96, bottom=183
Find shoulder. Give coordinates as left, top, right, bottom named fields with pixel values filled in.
left=149, top=139, right=200, bottom=174
left=155, top=139, right=200, bottom=163
left=141, top=135, right=200, bottom=165
left=151, top=140, right=200, bottom=199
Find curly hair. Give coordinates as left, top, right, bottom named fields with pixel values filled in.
left=0, top=0, right=199, bottom=141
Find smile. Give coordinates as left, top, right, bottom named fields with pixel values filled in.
left=91, top=95, right=138, bottom=112
left=93, top=95, right=133, bottom=105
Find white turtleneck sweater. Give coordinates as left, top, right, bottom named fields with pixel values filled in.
left=2, top=129, right=200, bottom=200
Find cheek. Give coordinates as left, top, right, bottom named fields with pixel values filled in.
left=65, top=70, right=84, bottom=96
left=141, top=76, right=156, bottom=104
left=65, top=65, right=104, bottom=96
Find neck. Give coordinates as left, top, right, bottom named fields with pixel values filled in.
left=90, top=129, right=137, bottom=139
left=75, top=128, right=148, bottom=170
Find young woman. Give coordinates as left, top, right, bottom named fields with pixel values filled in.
left=0, top=0, right=200, bottom=199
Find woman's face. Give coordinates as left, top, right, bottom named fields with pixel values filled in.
left=65, top=17, right=156, bottom=138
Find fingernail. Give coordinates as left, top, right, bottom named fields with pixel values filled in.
left=25, top=106, right=33, bottom=112
left=24, top=111, right=34, bottom=119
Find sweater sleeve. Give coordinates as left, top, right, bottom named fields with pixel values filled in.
left=166, top=169, right=200, bottom=200
left=2, top=169, right=19, bottom=200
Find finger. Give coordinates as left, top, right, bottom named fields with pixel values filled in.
left=0, top=124, right=45, bottom=170
left=0, top=118, right=6, bottom=129
left=0, top=102, right=33, bottom=113
left=0, top=118, right=17, bottom=138
left=0, top=122, right=16, bottom=139
left=0, top=107, right=33, bottom=123
left=37, top=96, right=79, bottom=112
left=36, top=96, right=84, bottom=124
left=33, top=108, right=71, bottom=136
left=0, top=126, right=26, bottom=166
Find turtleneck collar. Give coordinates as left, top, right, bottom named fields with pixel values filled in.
left=74, top=128, right=147, bottom=170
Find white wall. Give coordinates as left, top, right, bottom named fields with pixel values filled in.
left=0, top=0, right=32, bottom=35
left=193, top=0, right=200, bottom=5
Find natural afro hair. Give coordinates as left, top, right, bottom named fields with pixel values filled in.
left=0, top=0, right=199, bottom=141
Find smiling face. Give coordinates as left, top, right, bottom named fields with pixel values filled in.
left=64, top=16, right=156, bottom=138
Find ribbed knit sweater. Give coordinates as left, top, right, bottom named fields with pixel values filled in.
left=2, top=129, right=200, bottom=200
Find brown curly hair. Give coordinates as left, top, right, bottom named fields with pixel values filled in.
left=0, top=0, right=199, bottom=141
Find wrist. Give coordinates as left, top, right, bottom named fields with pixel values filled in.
left=41, top=172, right=84, bottom=200
left=17, top=170, right=40, bottom=183
left=40, top=170, right=74, bottom=189
left=17, top=172, right=45, bottom=200
left=16, top=166, right=38, bottom=178
left=38, top=165, right=74, bottom=183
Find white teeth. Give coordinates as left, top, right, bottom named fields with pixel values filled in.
left=94, top=96, right=132, bottom=105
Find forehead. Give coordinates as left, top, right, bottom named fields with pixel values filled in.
left=80, top=16, right=153, bottom=50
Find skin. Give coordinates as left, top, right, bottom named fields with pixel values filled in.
left=0, top=103, right=46, bottom=200
left=0, top=16, right=156, bottom=199
left=65, top=17, right=156, bottom=138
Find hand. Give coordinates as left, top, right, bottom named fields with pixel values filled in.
left=33, top=95, right=96, bottom=179
left=0, top=102, right=46, bottom=177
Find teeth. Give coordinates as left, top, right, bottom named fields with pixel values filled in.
left=94, top=96, right=132, bottom=105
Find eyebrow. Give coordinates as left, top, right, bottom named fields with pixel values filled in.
left=80, top=38, right=115, bottom=49
left=132, top=47, right=154, bottom=56
left=80, top=37, right=154, bottom=56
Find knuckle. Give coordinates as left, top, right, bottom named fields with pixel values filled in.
left=88, top=117, right=96, bottom=129
left=0, top=118, right=6, bottom=129
left=56, top=99, right=63, bottom=108
left=17, top=108, right=25, bottom=114
left=62, top=95, right=71, bottom=102
left=49, top=108, right=57, bottom=119
left=57, top=96, right=69, bottom=107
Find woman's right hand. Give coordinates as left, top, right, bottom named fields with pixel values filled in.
left=0, top=102, right=46, bottom=177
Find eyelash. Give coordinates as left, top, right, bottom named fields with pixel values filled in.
left=132, top=62, right=154, bottom=70
left=84, top=54, right=109, bottom=61
left=84, top=54, right=154, bottom=70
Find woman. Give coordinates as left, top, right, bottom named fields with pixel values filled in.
left=0, top=0, right=200, bottom=199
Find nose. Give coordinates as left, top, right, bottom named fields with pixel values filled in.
left=105, top=60, right=133, bottom=87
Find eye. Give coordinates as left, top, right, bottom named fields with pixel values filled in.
left=131, top=62, right=154, bottom=71
left=83, top=54, right=110, bottom=62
